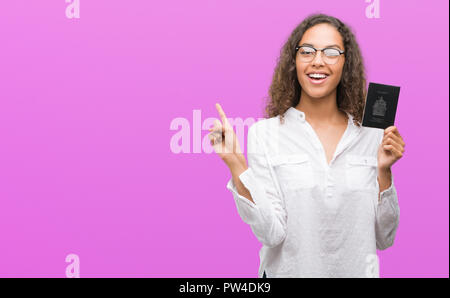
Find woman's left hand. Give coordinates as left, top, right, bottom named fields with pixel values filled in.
left=377, top=126, right=405, bottom=170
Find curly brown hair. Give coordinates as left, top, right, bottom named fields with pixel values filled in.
left=264, top=13, right=367, bottom=127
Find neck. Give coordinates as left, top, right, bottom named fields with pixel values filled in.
left=296, top=89, right=347, bottom=127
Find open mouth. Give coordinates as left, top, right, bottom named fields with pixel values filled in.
left=307, top=73, right=329, bottom=84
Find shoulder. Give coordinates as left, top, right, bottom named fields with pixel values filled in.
left=249, top=115, right=283, bottom=134
left=248, top=116, right=284, bottom=146
left=246, top=116, right=283, bottom=155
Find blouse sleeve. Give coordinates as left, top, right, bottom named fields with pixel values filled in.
left=226, top=123, right=287, bottom=248
left=374, top=130, right=400, bottom=250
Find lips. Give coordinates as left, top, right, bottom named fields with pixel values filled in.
left=306, top=73, right=329, bottom=85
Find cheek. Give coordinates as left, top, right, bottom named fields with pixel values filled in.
left=330, top=64, right=345, bottom=84
left=296, top=62, right=307, bottom=83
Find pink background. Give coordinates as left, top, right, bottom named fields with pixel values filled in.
left=0, top=0, right=448, bottom=277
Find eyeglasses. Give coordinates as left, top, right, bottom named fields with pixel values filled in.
left=295, top=45, right=345, bottom=65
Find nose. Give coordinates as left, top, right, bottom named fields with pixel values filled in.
left=311, top=50, right=325, bottom=66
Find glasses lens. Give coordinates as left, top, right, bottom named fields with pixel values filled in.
left=298, top=46, right=315, bottom=62
left=323, top=48, right=341, bottom=64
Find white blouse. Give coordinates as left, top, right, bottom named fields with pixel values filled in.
left=226, top=106, right=400, bottom=278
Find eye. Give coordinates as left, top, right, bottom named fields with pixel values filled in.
left=299, top=46, right=315, bottom=55
left=324, top=48, right=341, bottom=57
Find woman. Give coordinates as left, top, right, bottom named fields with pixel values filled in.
left=208, top=13, right=405, bottom=278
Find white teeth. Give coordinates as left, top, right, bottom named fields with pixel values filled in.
left=308, top=73, right=327, bottom=78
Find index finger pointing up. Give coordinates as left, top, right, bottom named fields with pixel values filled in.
left=215, top=103, right=229, bottom=125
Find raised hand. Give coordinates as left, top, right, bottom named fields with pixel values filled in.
left=377, top=126, right=405, bottom=171
left=208, top=103, right=246, bottom=166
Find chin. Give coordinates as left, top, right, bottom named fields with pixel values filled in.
left=305, top=89, right=331, bottom=99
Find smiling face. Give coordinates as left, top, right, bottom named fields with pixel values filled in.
left=296, top=23, right=345, bottom=99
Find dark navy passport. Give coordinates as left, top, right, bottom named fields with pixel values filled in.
left=362, top=82, right=400, bottom=129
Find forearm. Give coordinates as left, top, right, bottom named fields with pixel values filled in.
left=377, top=167, right=392, bottom=202
left=224, top=139, right=288, bottom=248
left=227, top=154, right=254, bottom=204
left=375, top=167, right=399, bottom=250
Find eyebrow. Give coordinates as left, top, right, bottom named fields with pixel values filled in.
left=300, top=43, right=343, bottom=50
